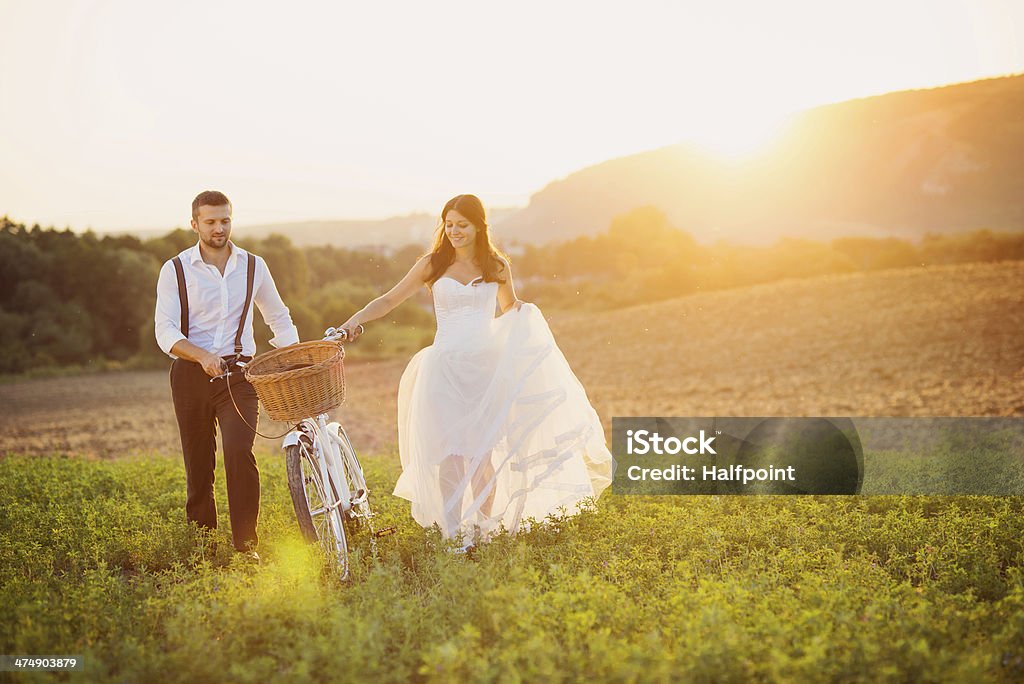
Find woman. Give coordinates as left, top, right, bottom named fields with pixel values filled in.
left=340, top=194, right=613, bottom=548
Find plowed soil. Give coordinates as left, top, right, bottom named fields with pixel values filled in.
left=2, top=261, right=1021, bottom=458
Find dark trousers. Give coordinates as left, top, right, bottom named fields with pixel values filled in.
left=170, top=358, right=260, bottom=552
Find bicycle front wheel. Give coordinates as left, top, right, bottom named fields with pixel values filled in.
left=285, top=442, right=349, bottom=577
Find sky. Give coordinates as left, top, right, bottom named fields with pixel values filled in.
left=1, top=0, right=1022, bottom=232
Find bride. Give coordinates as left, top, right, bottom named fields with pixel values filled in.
left=340, top=194, right=613, bottom=547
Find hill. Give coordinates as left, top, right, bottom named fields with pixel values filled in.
left=498, top=75, right=1024, bottom=245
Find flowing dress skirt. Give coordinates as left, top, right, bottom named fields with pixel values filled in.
left=392, top=303, right=614, bottom=540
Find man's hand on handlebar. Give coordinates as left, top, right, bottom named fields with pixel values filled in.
left=199, top=350, right=227, bottom=378
left=209, top=357, right=247, bottom=383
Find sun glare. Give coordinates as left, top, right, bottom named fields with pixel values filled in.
left=684, top=112, right=792, bottom=161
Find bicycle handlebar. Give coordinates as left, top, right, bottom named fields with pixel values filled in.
left=322, top=324, right=364, bottom=342
left=209, top=324, right=364, bottom=383
left=209, top=359, right=247, bottom=383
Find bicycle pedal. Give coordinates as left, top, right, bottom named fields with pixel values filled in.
left=372, top=527, right=396, bottom=538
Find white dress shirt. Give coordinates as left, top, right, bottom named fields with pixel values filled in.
left=155, top=242, right=300, bottom=358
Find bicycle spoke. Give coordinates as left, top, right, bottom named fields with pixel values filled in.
left=286, top=421, right=371, bottom=580
left=294, top=437, right=350, bottom=577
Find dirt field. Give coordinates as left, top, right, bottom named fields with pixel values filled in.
left=1, top=261, right=1021, bottom=458
left=552, top=260, right=1024, bottom=420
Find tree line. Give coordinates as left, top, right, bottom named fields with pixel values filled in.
left=515, top=206, right=1024, bottom=311
left=0, top=218, right=432, bottom=373
left=2, top=210, right=1021, bottom=373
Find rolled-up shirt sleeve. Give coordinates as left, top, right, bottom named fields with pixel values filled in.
left=255, top=257, right=300, bottom=348
left=155, top=260, right=188, bottom=357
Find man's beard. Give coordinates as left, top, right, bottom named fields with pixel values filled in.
left=201, top=233, right=229, bottom=249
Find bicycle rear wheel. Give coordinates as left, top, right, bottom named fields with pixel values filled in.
left=285, top=441, right=349, bottom=578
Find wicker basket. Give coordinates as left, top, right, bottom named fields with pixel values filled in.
left=244, top=341, right=346, bottom=422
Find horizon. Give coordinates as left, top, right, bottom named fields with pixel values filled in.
left=2, top=0, right=1023, bottom=234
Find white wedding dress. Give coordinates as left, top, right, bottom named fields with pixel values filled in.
left=392, top=275, right=614, bottom=541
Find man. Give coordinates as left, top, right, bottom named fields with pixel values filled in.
left=154, top=190, right=299, bottom=563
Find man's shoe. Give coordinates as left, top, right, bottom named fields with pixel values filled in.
left=446, top=541, right=476, bottom=556
left=239, top=550, right=261, bottom=564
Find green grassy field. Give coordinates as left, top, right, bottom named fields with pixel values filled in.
left=2, top=261, right=1022, bottom=682
left=2, top=452, right=1022, bottom=682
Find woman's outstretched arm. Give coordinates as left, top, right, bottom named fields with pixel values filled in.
left=340, top=255, right=431, bottom=340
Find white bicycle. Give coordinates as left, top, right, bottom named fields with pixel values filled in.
left=219, top=324, right=393, bottom=580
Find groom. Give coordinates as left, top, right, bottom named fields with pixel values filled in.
left=154, top=190, right=299, bottom=562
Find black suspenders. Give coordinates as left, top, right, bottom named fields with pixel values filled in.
left=172, top=256, right=189, bottom=337
left=234, top=253, right=256, bottom=356
left=172, top=252, right=256, bottom=357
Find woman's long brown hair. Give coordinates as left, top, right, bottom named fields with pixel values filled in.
left=424, top=194, right=509, bottom=287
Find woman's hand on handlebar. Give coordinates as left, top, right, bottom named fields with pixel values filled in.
left=339, top=317, right=365, bottom=342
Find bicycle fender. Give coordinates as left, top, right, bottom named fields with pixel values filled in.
left=282, top=430, right=303, bottom=450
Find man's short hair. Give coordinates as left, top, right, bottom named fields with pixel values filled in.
left=192, top=190, right=231, bottom=221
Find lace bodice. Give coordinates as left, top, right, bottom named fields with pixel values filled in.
left=430, top=276, right=499, bottom=349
